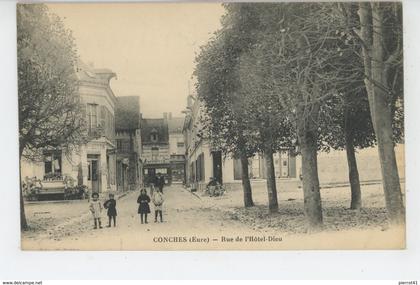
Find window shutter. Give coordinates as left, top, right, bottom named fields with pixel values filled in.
left=233, top=158, right=242, bottom=180
left=201, top=153, right=205, bottom=182
left=100, top=106, right=106, bottom=129
left=84, top=104, right=91, bottom=130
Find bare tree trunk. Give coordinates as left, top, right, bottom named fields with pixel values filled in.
left=19, top=145, right=28, bottom=230
left=240, top=154, right=254, bottom=207
left=298, top=127, right=323, bottom=230
left=296, top=98, right=323, bottom=229
left=20, top=180, right=28, bottom=230
left=264, top=148, right=278, bottom=213
left=358, top=3, right=405, bottom=224
left=344, top=99, right=362, bottom=210
left=345, top=135, right=362, bottom=210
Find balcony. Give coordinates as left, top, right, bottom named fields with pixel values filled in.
left=88, top=127, right=104, bottom=140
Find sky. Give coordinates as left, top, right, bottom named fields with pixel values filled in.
left=48, top=3, right=225, bottom=118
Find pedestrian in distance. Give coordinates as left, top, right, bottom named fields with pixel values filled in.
left=104, top=193, right=117, bottom=227
left=89, top=192, right=103, bottom=229
left=206, top=177, right=218, bottom=197
left=137, top=188, right=151, bottom=224
left=156, top=173, right=165, bottom=193
left=152, top=188, right=164, bottom=223
left=150, top=182, right=155, bottom=197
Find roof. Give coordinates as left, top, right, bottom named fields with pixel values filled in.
left=76, top=60, right=116, bottom=84
left=168, top=117, right=185, bottom=134
left=141, top=118, right=169, bottom=144
left=76, top=60, right=117, bottom=104
left=115, top=96, right=140, bottom=131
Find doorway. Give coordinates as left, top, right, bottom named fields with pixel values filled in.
left=212, top=151, right=223, bottom=184
left=144, top=168, right=156, bottom=186
left=87, top=155, right=101, bottom=193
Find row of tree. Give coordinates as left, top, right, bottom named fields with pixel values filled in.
left=194, top=2, right=404, bottom=230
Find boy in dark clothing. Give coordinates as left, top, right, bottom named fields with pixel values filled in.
left=104, top=193, right=117, bottom=227
left=137, top=189, right=151, bottom=224
left=156, top=173, right=165, bottom=192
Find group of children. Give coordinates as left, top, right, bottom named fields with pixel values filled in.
left=88, top=188, right=165, bottom=229
left=89, top=192, right=117, bottom=229
left=137, top=188, right=164, bottom=224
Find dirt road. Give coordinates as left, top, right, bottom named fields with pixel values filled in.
left=21, top=184, right=404, bottom=250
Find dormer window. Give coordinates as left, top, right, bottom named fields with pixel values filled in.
left=151, top=129, right=158, bottom=142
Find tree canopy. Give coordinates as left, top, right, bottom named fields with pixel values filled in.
left=18, top=4, right=87, bottom=160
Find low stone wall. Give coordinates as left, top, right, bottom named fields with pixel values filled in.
left=191, top=179, right=300, bottom=194
left=203, top=177, right=395, bottom=194
left=316, top=145, right=405, bottom=184
left=224, top=179, right=301, bottom=193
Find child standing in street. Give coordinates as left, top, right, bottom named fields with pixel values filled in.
left=137, top=188, right=151, bottom=224
left=152, top=188, right=164, bottom=223
left=89, top=192, right=103, bottom=229
left=104, top=193, right=117, bottom=227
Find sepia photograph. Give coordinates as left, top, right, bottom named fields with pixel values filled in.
left=17, top=2, right=405, bottom=251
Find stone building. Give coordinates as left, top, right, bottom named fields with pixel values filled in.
left=115, top=96, right=142, bottom=191
left=167, top=113, right=186, bottom=183
left=140, top=116, right=171, bottom=185
left=182, top=94, right=299, bottom=192
left=182, top=94, right=405, bottom=193
left=21, top=61, right=118, bottom=194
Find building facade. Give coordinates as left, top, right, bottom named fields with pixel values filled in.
left=182, top=94, right=299, bottom=192
left=140, top=117, right=171, bottom=185
left=115, top=96, right=142, bottom=191
left=167, top=113, right=186, bottom=183
left=182, top=95, right=405, bottom=193
left=21, top=61, right=118, bottom=194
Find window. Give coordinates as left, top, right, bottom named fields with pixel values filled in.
left=196, top=153, right=205, bottom=182
left=123, top=141, right=130, bottom=152
left=151, top=147, right=159, bottom=161
left=87, top=103, right=98, bottom=132
left=151, top=129, right=158, bottom=142
left=233, top=158, right=242, bottom=180
left=110, top=113, right=115, bottom=139
left=117, top=139, right=131, bottom=152
left=177, top=142, right=185, bottom=148
left=100, top=106, right=106, bottom=129
left=156, top=168, right=167, bottom=174
left=44, top=152, right=62, bottom=178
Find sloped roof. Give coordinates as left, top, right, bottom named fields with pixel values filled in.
left=168, top=117, right=185, bottom=134
left=115, top=96, right=140, bottom=131
left=76, top=60, right=116, bottom=85
left=141, top=118, right=169, bottom=144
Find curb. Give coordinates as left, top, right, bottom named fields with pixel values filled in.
left=181, top=187, right=202, bottom=200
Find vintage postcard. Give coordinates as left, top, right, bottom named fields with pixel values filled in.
left=18, top=2, right=405, bottom=250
